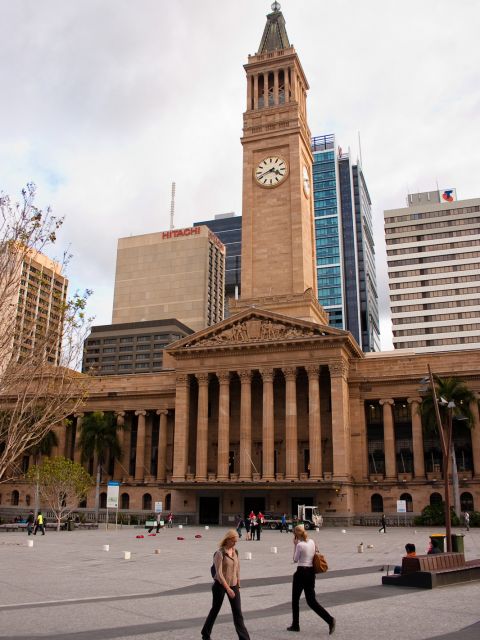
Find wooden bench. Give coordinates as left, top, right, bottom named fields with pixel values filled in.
left=382, top=552, right=480, bottom=589
left=0, top=523, right=27, bottom=532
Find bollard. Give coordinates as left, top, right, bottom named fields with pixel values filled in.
left=205, top=525, right=209, bottom=530
left=341, top=529, right=346, bottom=534
left=315, top=527, right=320, bottom=532
left=244, top=551, right=252, bottom=560
left=357, top=542, right=364, bottom=553
left=270, top=546, right=278, bottom=554
left=27, top=539, right=34, bottom=548
left=179, top=524, right=183, bottom=529
left=123, top=551, right=131, bottom=560
left=154, top=549, right=161, bottom=554
left=102, top=544, right=110, bottom=552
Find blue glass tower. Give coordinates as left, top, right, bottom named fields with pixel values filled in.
left=312, top=134, right=380, bottom=351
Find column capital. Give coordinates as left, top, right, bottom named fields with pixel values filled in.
left=379, top=399, right=394, bottom=407
left=115, top=411, right=125, bottom=426
left=260, top=368, right=274, bottom=383
left=329, top=361, right=348, bottom=378
left=282, top=366, right=297, bottom=380
left=407, top=397, right=422, bottom=405
left=135, top=410, right=147, bottom=417
left=217, top=371, right=231, bottom=385
left=238, top=369, right=252, bottom=383
left=156, top=409, right=169, bottom=416
left=305, top=364, right=319, bottom=378
left=196, top=372, right=209, bottom=386
left=74, top=412, right=84, bottom=418
left=176, top=373, right=190, bottom=385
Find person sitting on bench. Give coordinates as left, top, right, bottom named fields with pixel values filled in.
left=394, top=543, right=416, bottom=574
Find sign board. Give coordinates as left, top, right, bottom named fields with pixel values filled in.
left=107, top=481, right=120, bottom=509
left=397, top=500, right=407, bottom=513
left=154, top=501, right=163, bottom=513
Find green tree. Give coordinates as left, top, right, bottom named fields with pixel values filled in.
left=420, top=375, right=476, bottom=518
left=26, top=457, right=93, bottom=531
left=77, top=411, right=124, bottom=521
left=27, top=427, right=59, bottom=514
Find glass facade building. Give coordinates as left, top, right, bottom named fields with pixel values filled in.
left=194, top=213, right=242, bottom=316
left=312, top=134, right=380, bottom=351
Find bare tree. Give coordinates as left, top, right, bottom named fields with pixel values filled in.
left=26, top=457, right=93, bottom=531
left=0, top=184, right=91, bottom=482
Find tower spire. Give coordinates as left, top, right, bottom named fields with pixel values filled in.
left=258, top=2, right=291, bottom=54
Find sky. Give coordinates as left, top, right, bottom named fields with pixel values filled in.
left=1, top=0, right=480, bottom=350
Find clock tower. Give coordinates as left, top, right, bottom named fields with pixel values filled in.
left=232, top=2, right=328, bottom=325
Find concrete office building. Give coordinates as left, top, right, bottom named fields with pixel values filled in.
left=112, top=226, right=225, bottom=332
left=10, top=248, right=68, bottom=366
left=312, top=134, right=380, bottom=351
left=193, top=213, right=242, bottom=315
left=82, top=319, right=193, bottom=375
left=385, top=190, right=480, bottom=351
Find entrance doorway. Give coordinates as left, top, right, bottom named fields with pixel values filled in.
left=199, top=497, right=220, bottom=525
left=244, top=496, right=266, bottom=518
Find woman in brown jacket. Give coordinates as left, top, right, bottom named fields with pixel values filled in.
left=201, top=529, right=250, bottom=640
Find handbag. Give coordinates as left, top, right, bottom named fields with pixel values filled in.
left=312, top=546, right=328, bottom=574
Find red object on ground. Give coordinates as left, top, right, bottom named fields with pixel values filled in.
left=148, top=534, right=156, bottom=537
left=195, top=534, right=202, bottom=538
left=177, top=536, right=185, bottom=540
left=136, top=535, right=144, bottom=539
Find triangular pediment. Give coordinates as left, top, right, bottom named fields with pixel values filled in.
left=166, top=307, right=355, bottom=354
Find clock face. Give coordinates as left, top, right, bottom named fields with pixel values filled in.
left=254, top=156, right=288, bottom=187
left=302, top=165, right=311, bottom=197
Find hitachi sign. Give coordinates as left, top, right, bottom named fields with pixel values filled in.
left=161, top=227, right=201, bottom=239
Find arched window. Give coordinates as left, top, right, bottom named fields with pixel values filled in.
left=371, top=493, right=383, bottom=512
left=460, top=492, right=474, bottom=512
left=430, top=492, right=443, bottom=506
left=78, top=499, right=87, bottom=508
left=11, top=490, right=19, bottom=506
left=400, top=493, right=413, bottom=512
left=121, top=493, right=130, bottom=510
left=165, top=493, right=171, bottom=511
left=25, top=495, right=31, bottom=506
left=143, top=493, right=152, bottom=511
left=100, top=492, right=107, bottom=509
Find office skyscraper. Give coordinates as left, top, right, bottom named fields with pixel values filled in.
left=312, top=134, right=380, bottom=351
left=385, top=189, right=480, bottom=351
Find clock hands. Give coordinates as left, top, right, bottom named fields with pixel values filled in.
left=257, top=166, right=276, bottom=180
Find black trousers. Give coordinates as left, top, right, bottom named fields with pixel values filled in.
left=291, top=566, right=333, bottom=628
left=202, top=581, right=250, bottom=640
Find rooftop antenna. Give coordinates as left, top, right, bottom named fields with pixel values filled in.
left=169, top=181, right=176, bottom=230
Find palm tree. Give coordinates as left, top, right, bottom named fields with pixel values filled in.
left=76, top=411, right=123, bottom=522
left=420, top=374, right=475, bottom=521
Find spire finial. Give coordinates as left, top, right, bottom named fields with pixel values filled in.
left=271, top=1, right=281, bottom=12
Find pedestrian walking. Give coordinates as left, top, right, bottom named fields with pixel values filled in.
left=287, top=525, right=335, bottom=634
left=378, top=514, right=387, bottom=533
left=148, top=512, right=162, bottom=533
left=280, top=513, right=288, bottom=533
left=257, top=511, right=264, bottom=540
left=167, top=512, right=174, bottom=528
left=26, top=511, right=35, bottom=536
left=34, top=511, right=46, bottom=535
left=464, top=511, right=470, bottom=531
left=235, top=515, right=244, bottom=538
left=201, top=529, right=250, bottom=640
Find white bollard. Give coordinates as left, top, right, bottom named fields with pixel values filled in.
left=270, top=546, right=278, bottom=554
left=179, top=524, right=183, bottom=529
left=123, top=551, right=131, bottom=560
left=27, top=539, right=34, bottom=548
left=315, top=527, right=320, bottom=532
left=205, top=526, right=209, bottom=530
left=244, top=551, right=252, bottom=560
left=154, top=549, right=161, bottom=555
left=102, top=544, right=110, bottom=552
left=357, top=543, right=364, bottom=553
left=341, top=529, right=346, bottom=534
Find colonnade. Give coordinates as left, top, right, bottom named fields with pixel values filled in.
left=247, top=62, right=307, bottom=117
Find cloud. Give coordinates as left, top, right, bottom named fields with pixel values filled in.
left=1, top=0, right=479, bottom=349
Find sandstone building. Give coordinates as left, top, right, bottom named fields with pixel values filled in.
left=3, top=4, right=479, bottom=525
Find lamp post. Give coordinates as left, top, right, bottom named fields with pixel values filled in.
left=423, top=365, right=453, bottom=552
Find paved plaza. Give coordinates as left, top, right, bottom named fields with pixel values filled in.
left=0, top=524, right=479, bottom=640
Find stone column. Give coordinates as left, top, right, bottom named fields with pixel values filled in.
left=134, top=410, right=147, bottom=481
left=263, top=72, right=268, bottom=107
left=261, top=368, right=275, bottom=481
left=471, top=397, right=480, bottom=478
left=408, top=398, right=425, bottom=478
left=247, top=74, right=252, bottom=110
left=156, top=410, right=168, bottom=482
left=284, top=67, right=290, bottom=103
left=239, top=370, right=252, bottom=481
left=172, top=374, right=190, bottom=481
left=273, top=69, right=279, bottom=105
left=73, top=413, right=84, bottom=464
left=253, top=74, right=259, bottom=109
left=329, top=362, right=350, bottom=480
left=283, top=367, right=298, bottom=480
left=380, top=399, right=396, bottom=478
left=307, top=365, right=322, bottom=479
left=217, top=371, right=231, bottom=480
left=53, top=421, right=67, bottom=458
left=195, top=373, right=209, bottom=481
left=113, top=411, right=125, bottom=480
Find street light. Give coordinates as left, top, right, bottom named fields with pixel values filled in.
left=420, top=365, right=453, bottom=552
